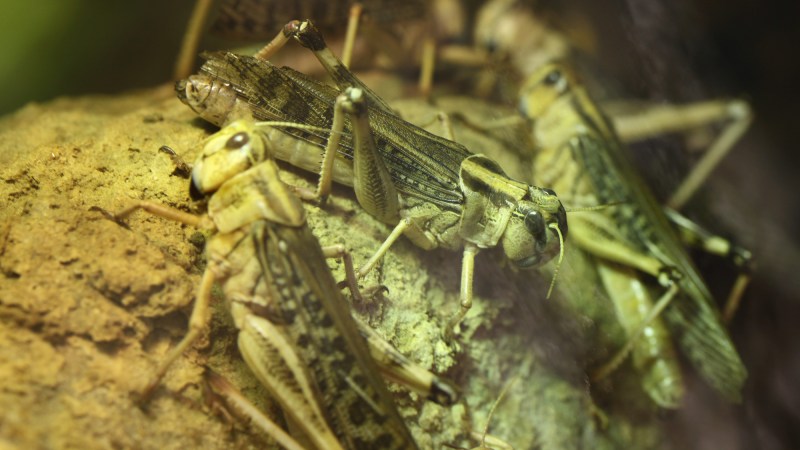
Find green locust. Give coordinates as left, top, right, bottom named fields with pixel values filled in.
left=519, top=63, right=747, bottom=407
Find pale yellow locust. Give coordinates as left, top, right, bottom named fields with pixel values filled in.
left=101, top=119, right=454, bottom=449
left=519, top=63, right=747, bottom=407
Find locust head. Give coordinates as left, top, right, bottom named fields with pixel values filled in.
left=190, top=120, right=268, bottom=197
left=518, top=63, right=605, bottom=150
left=459, top=155, right=567, bottom=270
left=176, top=74, right=248, bottom=128
left=501, top=186, right=567, bottom=268
left=189, top=121, right=304, bottom=231
left=518, top=62, right=577, bottom=119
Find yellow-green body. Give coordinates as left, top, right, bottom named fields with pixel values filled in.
left=520, top=64, right=746, bottom=407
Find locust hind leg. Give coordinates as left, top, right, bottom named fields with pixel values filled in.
left=204, top=368, right=307, bottom=450
left=337, top=86, right=401, bottom=223
left=93, top=201, right=219, bottom=403
left=590, top=262, right=684, bottom=409
left=569, top=211, right=667, bottom=278
left=607, top=98, right=752, bottom=210
left=664, top=208, right=753, bottom=324
left=589, top=271, right=681, bottom=403
left=569, top=211, right=685, bottom=406
left=257, top=19, right=395, bottom=114
left=236, top=312, right=346, bottom=450
left=140, top=266, right=216, bottom=403
left=352, top=315, right=459, bottom=406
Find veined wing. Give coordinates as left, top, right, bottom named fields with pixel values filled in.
left=198, top=52, right=470, bottom=210
left=569, top=109, right=746, bottom=400
left=253, top=220, right=417, bottom=449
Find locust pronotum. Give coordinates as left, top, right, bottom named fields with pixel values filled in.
left=519, top=63, right=748, bottom=407
left=99, top=119, right=473, bottom=448
left=176, top=19, right=569, bottom=338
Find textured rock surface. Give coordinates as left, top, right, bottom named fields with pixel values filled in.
left=0, top=84, right=677, bottom=449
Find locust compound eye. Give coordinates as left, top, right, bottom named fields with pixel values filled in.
left=502, top=206, right=548, bottom=268
left=543, top=68, right=569, bottom=94
left=544, top=69, right=562, bottom=86
left=524, top=209, right=546, bottom=242
left=226, top=132, right=250, bottom=150
left=176, top=77, right=204, bottom=105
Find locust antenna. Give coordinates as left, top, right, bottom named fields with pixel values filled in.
left=255, top=121, right=343, bottom=135
left=546, top=200, right=620, bottom=298
left=546, top=223, right=564, bottom=299
left=564, top=201, right=623, bottom=213
left=476, top=376, right=519, bottom=450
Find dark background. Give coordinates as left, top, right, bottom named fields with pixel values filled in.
left=532, top=2, right=800, bottom=447
left=2, top=0, right=798, bottom=448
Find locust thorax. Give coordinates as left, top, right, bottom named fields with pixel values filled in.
left=176, top=75, right=249, bottom=127
left=458, top=155, right=567, bottom=268
left=501, top=186, right=567, bottom=268
left=191, top=120, right=269, bottom=195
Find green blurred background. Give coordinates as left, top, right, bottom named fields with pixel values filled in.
left=0, top=0, right=195, bottom=115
